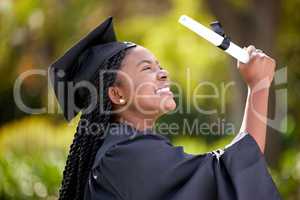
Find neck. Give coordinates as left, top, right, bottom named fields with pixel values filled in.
left=116, top=111, right=157, bottom=132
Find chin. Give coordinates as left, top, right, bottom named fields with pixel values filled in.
left=137, top=97, right=176, bottom=115
left=160, top=98, right=177, bottom=113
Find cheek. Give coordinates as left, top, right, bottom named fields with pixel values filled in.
left=132, top=83, right=176, bottom=113
left=133, top=83, right=157, bottom=110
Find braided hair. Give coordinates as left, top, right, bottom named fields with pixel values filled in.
left=58, top=49, right=128, bottom=200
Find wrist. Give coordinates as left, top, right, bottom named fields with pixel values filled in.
left=247, top=77, right=273, bottom=92
left=247, top=87, right=270, bottom=101
left=248, top=86, right=270, bottom=94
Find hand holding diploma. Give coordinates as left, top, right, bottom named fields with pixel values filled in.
left=178, top=14, right=276, bottom=91
left=238, top=45, right=276, bottom=90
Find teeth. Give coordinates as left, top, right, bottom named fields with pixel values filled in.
left=156, top=87, right=170, bottom=94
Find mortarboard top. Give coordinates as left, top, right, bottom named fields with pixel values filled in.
left=49, top=16, right=137, bottom=121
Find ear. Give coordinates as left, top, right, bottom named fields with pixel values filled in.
left=108, top=86, right=125, bottom=105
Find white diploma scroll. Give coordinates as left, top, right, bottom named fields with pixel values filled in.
left=178, top=15, right=250, bottom=64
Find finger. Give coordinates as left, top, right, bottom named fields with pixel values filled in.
left=247, top=45, right=256, bottom=55
left=256, top=52, right=264, bottom=58
left=254, top=49, right=268, bottom=59
left=247, top=45, right=258, bottom=60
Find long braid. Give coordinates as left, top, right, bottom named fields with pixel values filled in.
left=58, top=49, right=128, bottom=200
left=59, top=124, right=83, bottom=199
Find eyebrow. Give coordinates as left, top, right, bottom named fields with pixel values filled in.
left=136, top=59, right=159, bottom=67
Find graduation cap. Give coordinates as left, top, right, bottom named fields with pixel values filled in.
left=49, top=17, right=136, bottom=121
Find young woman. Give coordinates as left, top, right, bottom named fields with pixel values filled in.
left=49, top=17, right=281, bottom=200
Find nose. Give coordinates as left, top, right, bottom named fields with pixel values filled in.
left=157, top=69, right=169, bottom=80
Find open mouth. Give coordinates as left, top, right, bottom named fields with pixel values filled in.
left=155, top=86, right=173, bottom=96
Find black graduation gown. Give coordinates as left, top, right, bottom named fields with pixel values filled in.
left=84, top=122, right=282, bottom=200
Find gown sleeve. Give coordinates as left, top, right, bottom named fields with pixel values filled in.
left=89, top=133, right=282, bottom=200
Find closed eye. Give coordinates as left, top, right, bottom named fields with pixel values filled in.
left=141, top=66, right=151, bottom=71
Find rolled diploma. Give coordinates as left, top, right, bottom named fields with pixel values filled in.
left=178, top=15, right=250, bottom=64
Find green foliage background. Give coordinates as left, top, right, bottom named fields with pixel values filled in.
left=0, top=0, right=299, bottom=199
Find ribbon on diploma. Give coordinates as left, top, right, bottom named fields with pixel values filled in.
left=178, top=15, right=250, bottom=64
left=210, top=21, right=230, bottom=51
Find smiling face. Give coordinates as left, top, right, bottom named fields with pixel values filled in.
left=108, top=45, right=176, bottom=122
